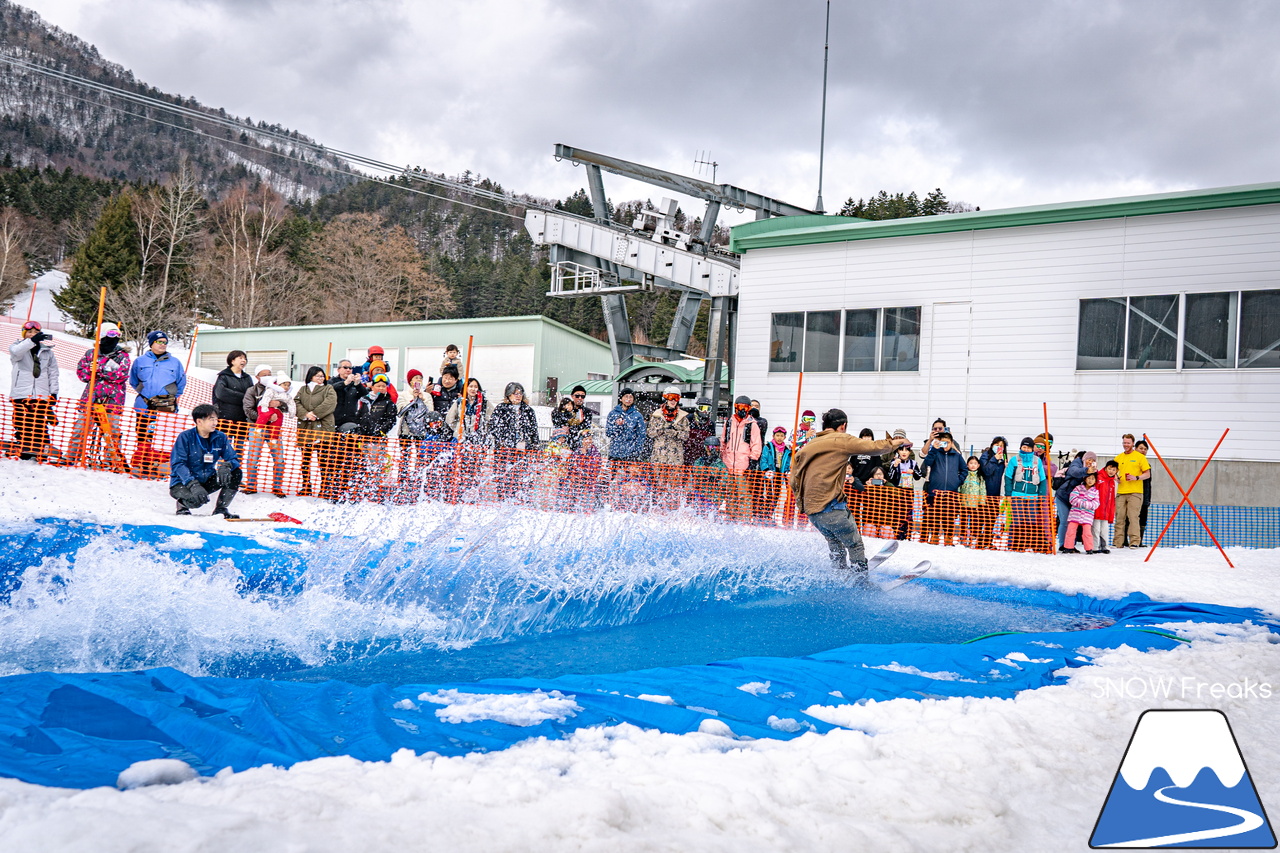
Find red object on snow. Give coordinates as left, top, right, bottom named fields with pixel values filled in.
left=267, top=512, right=302, bottom=525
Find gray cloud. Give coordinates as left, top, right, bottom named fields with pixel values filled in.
left=24, top=0, right=1280, bottom=215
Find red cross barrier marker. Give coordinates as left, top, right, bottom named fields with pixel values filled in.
left=1141, top=429, right=1233, bottom=568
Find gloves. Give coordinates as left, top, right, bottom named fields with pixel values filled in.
left=215, top=462, right=233, bottom=488
left=29, top=331, right=48, bottom=346
left=186, top=482, right=210, bottom=507
left=747, top=459, right=758, bottom=471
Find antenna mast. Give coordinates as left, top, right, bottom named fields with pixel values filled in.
left=815, top=0, right=830, bottom=215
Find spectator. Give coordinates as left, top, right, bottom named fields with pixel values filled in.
left=440, top=344, right=462, bottom=375
left=446, top=377, right=491, bottom=445
left=1004, top=437, right=1049, bottom=552
left=1112, top=433, right=1150, bottom=548
left=1093, top=460, right=1119, bottom=554
left=212, top=350, right=254, bottom=455
left=790, top=408, right=907, bottom=574
left=795, top=410, right=817, bottom=449
left=129, top=331, right=186, bottom=446
left=554, top=385, right=594, bottom=449
left=1034, top=433, right=1056, bottom=478
left=295, top=365, right=337, bottom=498
left=850, top=428, right=890, bottom=484
left=683, top=402, right=714, bottom=465
left=921, top=431, right=966, bottom=546
left=239, top=364, right=280, bottom=496
left=924, top=418, right=947, bottom=458
left=169, top=404, right=241, bottom=518
left=721, top=395, right=763, bottom=520
left=329, top=360, right=369, bottom=429
left=398, top=369, right=435, bottom=478
left=958, top=455, right=986, bottom=547
left=357, top=373, right=397, bottom=437
left=1135, top=439, right=1153, bottom=545
left=1054, top=451, right=1096, bottom=552
left=1064, top=472, right=1101, bottom=554
left=490, top=381, right=539, bottom=500
left=360, top=345, right=386, bottom=380
left=252, top=372, right=294, bottom=498
left=647, top=385, right=690, bottom=466
left=432, top=365, right=462, bottom=414
left=688, top=435, right=730, bottom=516
left=758, top=425, right=791, bottom=521
left=605, top=388, right=647, bottom=463
left=8, top=320, right=59, bottom=461
left=749, top=399, right=768, bottom=438
left=66, top=322, right=131, bottom=467
left=565, top=429, right=603, bottom=512
left=977, top=437, right=1009, bottom=549
left=886, top=435, right=921, bottom=541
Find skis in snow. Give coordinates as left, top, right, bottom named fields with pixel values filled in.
left=859, top=540, right=933, bottom=591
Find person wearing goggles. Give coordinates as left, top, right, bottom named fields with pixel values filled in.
left=9, top=319, right=60, bottom=461
left=718, top=394, right=764, bottom=520
left=796, top=409, right=817, bottom=449
left=646, top=385, right=690, bottom=468
left=66, top=321, right=132, bottom=467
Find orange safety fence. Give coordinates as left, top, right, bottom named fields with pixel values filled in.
left=2, top=389, right=1060, bottom=551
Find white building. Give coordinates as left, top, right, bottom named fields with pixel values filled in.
left=730, top=183, right=1280, bottom=505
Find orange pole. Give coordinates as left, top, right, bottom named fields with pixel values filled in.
left=23, top=276, right=38, bottom=323
left=1142, top=430, right=1233, bottom=567
left=75, top=287, right=108, bottom=467
left=325, top=342, right=333, bottom=375
left=184, top=325, right=199, bottom=373
left=1043, top=402, right=1054, bottom=553
left=449, top=335, right=476, bottom=502
left=456, top=334, right=475, bottom=441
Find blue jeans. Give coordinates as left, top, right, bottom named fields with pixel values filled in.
left=1056, top=496, right=1071, bottom=548
left=808, top=500, right=868, bottom=572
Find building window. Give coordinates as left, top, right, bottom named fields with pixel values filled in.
left=1240, top=289, right=1280, bottom=369
left=1078, top=290, right=1279, bottom=370
left=803, top=310, right=842, bottom=372
left=881, top=307, right=921, bottom=372
left=1077, top=297, right=1126, bottom=370
left=841, top=308, right=879, bottom=372
left=768, top=312, right=804, bottom=373
left=1183, top=292, right=1236, bottom=369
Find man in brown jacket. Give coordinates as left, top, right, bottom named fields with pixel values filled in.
left=791, top=408, right=909, bottom=574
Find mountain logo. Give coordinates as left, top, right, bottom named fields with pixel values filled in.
left=1090, top=709, right=1276, bottom=848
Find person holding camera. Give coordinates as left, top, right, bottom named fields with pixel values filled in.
left=129, top=330, right=187, bottom=445
left=169, top=404, right=242, bottom=518
left=9, top=320, right=60, bottom=461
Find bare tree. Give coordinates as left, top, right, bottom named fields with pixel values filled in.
left=311, top=212, right=453, bottom=324
left=198, top=182, right=297, bottom=328
left=0, top=207, right=31, bottom=313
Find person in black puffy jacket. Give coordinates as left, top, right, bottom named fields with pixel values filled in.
left=212, top=350, right=254, bottom=453
left=356, top=375, right=397, bottom=437
left=921, top=432, right=967, bottom=546
left=489, top=382, right=539, bottom=500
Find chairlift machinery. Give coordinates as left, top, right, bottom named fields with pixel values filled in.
left=524, top=144, right=815, bottom=423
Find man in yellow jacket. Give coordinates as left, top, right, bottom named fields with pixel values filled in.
left=792, top=408, right=909, bottom=574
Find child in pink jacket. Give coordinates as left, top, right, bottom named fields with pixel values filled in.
left=1064, top=472, right=1101, bottom=553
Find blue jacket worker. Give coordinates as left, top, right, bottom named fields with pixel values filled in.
left=170, top=404, right=243, bottom=518
left=130, top=330, right=188, bottom=411
left=921, top=435, right=967, bottom=495
left=605, top=387, right=647, bottom=462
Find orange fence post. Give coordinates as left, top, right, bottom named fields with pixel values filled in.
left=23, top=275, right=39, bottom=323
left=74, top=287, right=108, bottom=467
left=1142, top=430, right=1234, bottom=567
left=325, top=342, right=333, bottom=375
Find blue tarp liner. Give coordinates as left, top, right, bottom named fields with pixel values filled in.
left=0, top=520, right=1276, bottom=789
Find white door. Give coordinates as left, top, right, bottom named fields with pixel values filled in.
left=926, top=302, right=972, bottom=451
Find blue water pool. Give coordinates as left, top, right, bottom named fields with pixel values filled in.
left=0, top=513, right=1273, bottom=790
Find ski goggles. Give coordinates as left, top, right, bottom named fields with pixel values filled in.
left=103, top=328, right=121, bottom=338
left=800, top=415, right=815, bottom=423
left=372, top=373, right=389, bottom=385
left=662, top=393, right=680, bottom=401
left=21, top=321, right=41, bottom=331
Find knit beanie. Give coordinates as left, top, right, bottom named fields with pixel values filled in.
left=406, top=369, right=423, bottom=384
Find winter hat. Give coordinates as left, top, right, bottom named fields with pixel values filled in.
left=801, top=409, right=816, bottom=420
left=619, top=387, right=636, bottom=400
left=406, top=369, right=423, bottom=384
left=146, top=330, right=168, bottom=346
left=704, top=436, right=721, bottom=447
left=1020, top=436, right=1035, bottom=450
left=892, top=429, right=907, bottom=440
left=773, top=426, right=787, bottom=435
left=254, top=364, right=273, bottom=378
left=274, top=371, right=291, bottom=386
left=1083, top=450, right=1098, bottom=464
left=99, top=322, right=121, bottom=338
left=733, top=395, right=751, bottom=406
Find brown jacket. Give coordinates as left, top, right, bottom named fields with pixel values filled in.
left=791, top=429, right=901, bottom=515
left=294, top=383, right=337, bottom=432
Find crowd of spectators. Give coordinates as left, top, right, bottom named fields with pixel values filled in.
left=7, top=326, right=1156, bottom=552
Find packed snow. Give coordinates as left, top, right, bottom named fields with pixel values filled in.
left=0, top=458, right=1276, bottom=851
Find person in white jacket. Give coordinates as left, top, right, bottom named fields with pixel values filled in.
left=9, top=320, right=60, bottom=460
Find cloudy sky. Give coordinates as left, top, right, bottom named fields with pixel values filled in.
left=23, top=0, right=1280, bottom=224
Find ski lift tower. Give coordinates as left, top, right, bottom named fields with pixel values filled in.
left=525, top=144, right=816, bottom=422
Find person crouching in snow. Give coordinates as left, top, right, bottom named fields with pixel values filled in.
left=1064, top=472, right=1101, bottom=553
left=170, top=404, right=242, bottom=518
